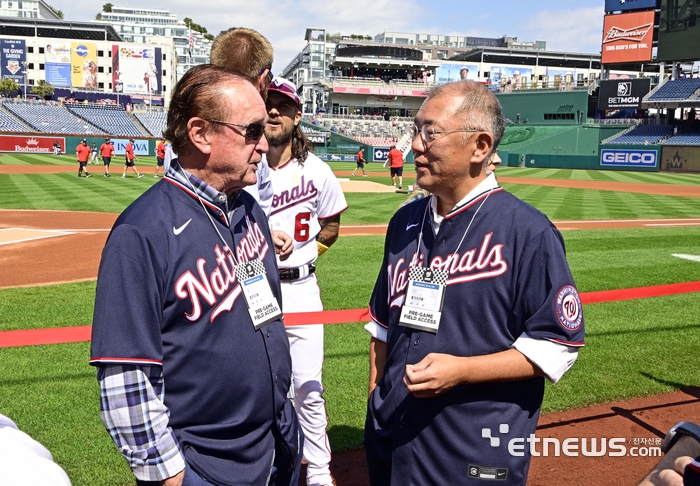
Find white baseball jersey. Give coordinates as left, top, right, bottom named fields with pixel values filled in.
left=268, top=152, right=347, bottom=268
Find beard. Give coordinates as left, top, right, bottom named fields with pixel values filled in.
left=265, top=123, right=294, bottom=147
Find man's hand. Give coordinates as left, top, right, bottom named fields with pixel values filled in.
left=272, top=230, right=293, bottom=261
left=404, top=353, right=465, bottom=398
left=658, top=456, right=694, bottom=486
left=161, top=468, right=185, bottom=486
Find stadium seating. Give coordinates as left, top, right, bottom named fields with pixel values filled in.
left=0, top=107, right=31, bottom=133
left=355, top=137, right=399, bottom=146
left=662, top=125, right=700, bottom=145
left=313, top=115, right=411, bottom=144
left=606, top=125, right=674, bottom=145
left=66, top=104, right=143, bottom=137
left=2, top=100, right=103, bottom=134
left=647, top=79, right=700, bottom=101
left=134, top=111, right=167, bottom=138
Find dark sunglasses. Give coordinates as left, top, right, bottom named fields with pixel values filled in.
left=207, top=119, right=266, bottom=141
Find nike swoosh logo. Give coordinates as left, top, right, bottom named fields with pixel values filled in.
left=173, top=219, right=192, bottom=235
left=406, top=222, right=419, bottom=231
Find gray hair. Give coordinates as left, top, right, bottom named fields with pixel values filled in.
left=426, top=81, right=506, bottom=153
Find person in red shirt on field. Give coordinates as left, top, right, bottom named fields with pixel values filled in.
left=75, top=139, right=92, bottom=178
left=122, top=138, right=143, bottom=178
left=99, top=137, right=115, bottom=177
left=387, top=144, right=404, bottom=189
left=154, top=138, right=166, bottom=177
left=352, top=147, right=367, bottom=177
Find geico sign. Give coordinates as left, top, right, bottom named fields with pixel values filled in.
left=601, top=150, right=657, bottom=166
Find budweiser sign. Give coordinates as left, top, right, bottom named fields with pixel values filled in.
left=603, top=23, right=653, bottom=43
left=601, top=12, right=654, bottom=64
left=0, top=135, right=65, bottom=153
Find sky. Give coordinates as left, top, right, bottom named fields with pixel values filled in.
left=50, top=0, right=608, bottom=72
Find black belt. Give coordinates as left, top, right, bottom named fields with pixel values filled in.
left=278, top=264, right=315, bottom=282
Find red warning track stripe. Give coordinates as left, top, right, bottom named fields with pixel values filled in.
left=2, top=282, right=699, bottom=349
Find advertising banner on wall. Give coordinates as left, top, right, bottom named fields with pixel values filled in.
left=489, top=66, right=533, bottom=88
left=1, top=39, right=26, bottom=83
left=598, top=78, right=651, bottom=109
left=435, top=62, right=479, bottom=84
left=605, top=0, right=658, bottom=12
left=333, top=86, right=428, bottom=97
left=601, top=11, right=654, bottom=64
left=112, top=46, right=162, bottom=95
left=71, top=43, right=97, bottom=89
left=45, top=43, right=71, bottom=87
left=600, top=148, right=658, bottom=167
left=111, top=138, right=149, bottom=156
left=658, top=0, right=700, bottom=61
left=0, top=135, right=65, bottom=153
left=661, top=146, right=700, bottom=173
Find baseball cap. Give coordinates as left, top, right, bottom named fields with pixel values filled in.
left=81, top=138, right=87, bottom=142
left=129, top=138, right=134, bottom=142
left=105, top=137, right=110, bottom=141
left=268, top=77, right=301, bottom=110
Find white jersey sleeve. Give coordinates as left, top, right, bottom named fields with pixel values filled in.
left=268, top=153, right=347, bottom=269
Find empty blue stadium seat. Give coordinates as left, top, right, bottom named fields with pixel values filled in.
left=648, top=79, right=700, bottom=101
left=66, top=104, right=142, bottom=137
left=2, top=100, right=103, bottom=134
left=134, top=111, right=166, bottom=137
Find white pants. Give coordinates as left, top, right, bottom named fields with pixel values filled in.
left=282, top=274, right=332, bottom=486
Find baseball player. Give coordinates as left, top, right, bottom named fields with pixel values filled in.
left=90, top=141, right=98, bottom=164
left=265, top=77, right=347, bottom=486
left=154, top=138, right=166, bottom=177
left=75, top=139, right=91, bottom=178
left=364, top=81, right=585, bottom=485
left=99, top=137, right=114, bottom=177
left=351, top=147, right=367, bottom=177
left=122, top=138, right=143, bottom=178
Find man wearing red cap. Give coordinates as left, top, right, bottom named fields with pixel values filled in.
left=265, top=76, right=347, bottom=486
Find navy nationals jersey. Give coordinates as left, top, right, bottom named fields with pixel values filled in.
left=90, top=175, right=298, bottom=485
left=366, top=186, right=585, bottom=485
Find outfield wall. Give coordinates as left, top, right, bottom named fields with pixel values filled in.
left=519, top=144, right=661, bottom=171
left=660, top=146, right=700, bottom=173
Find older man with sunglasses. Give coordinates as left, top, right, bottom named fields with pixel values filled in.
left=91, top=65, right=302, bottom=486
left=364, top=81, right=585, bottom=485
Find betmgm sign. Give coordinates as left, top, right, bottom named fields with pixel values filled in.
left=598, top=78, right=651, bottom=110
left=600, top=149, right=658, bottom=167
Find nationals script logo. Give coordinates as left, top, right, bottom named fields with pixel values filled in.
left=270, top=175, right=318, bottom=214
left=602, top=23, right=652, bottom=43
left=175, top=221, right=270, bottom=323
left=387, top=232, right=508, bottom=307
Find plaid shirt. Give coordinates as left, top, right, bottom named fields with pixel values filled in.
left=98, top=163, right=228, bottom=481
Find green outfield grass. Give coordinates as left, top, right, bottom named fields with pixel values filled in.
left=1, top=155, right=700, bottom=485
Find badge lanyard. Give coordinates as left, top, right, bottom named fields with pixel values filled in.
left=399, top=189, right=494, bottom=333
left=180, top=168, right=281, bottom=330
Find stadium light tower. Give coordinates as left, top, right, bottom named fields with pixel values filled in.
left=21, top=61, right=28, bottom=100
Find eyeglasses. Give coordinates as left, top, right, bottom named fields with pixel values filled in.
left=411, top=124, right=486, bottom=144
left=259, top=67, right=273, bottom=83
left=207, top=119, right=266, bottom=141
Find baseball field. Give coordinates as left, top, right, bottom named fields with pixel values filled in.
left=1, top=153, right=700, bottom=486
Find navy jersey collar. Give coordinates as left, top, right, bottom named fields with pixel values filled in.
left=165, top=159, right=240, bottom=223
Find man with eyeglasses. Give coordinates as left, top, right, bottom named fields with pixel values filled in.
left=364, top=81, right=585, bottom=485
left=91, top=65, right=302, bottom=486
